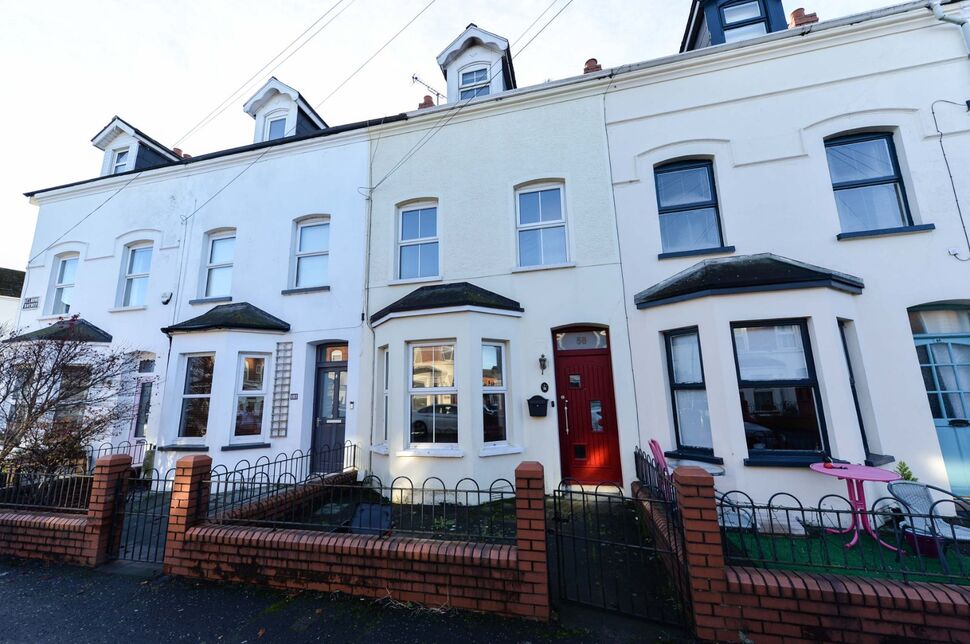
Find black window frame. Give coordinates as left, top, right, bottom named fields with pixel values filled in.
left=824, top=132, right=914, bottom=233
left=720, top=0, right=768, bottom=39
left=663, top=327, right=719, bottom=462
left=654, top=159, right=725, bottom=254
left=730, top=318, right=831, bottom=466
left=838, top=320, right=894, bottom=466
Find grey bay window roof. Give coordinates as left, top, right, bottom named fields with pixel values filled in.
left=634, top=254, right=864, bottom=310
left=0, top=268, right=25, bottom=298
left=7, top=318, right=113, bottom=343
left=161, top=302, right=290, bottom=335
left=371, top=282, right=523, bottom=324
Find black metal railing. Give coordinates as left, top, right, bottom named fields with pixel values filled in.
left=207, top=441, right=357, bottom=486
left=717, top=490, right=970, bottom=585
left=634, top=446, right=676, bottom=505
left=206, top=474, right=517, bottom=544
left=0, top=470, right=93, bottom=513
left=85, top=440, right=154, bottom=472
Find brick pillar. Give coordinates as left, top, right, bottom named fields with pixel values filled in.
left=674, top=466, right=734, bottom=642
left=513, top=461, right=549, bottom=621
left=83, top=454, right=132, bottom=566
left=163, top=454, right=211, bottom=575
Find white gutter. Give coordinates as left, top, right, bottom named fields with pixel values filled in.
left=929, top=1, right=970, bottom=52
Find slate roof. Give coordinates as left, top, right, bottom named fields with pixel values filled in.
left=371, top=282, right=524, bottom=324
left=161, top=302, right=290, bottom=335
left=634, top=253, right=864, bottom=310
left=6, top=318, right=113, bottom=343
left=0, top=268, right=25, bottom=298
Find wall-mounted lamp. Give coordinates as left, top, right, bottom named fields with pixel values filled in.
left=539, top=354, right=548, bottom=374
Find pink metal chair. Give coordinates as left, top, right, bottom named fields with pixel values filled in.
left=648, top=439, right=670, bottom=474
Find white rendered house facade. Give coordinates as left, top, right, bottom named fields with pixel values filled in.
left=21, top=81, right=376, bottom=474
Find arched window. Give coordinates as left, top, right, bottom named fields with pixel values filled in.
left=653, top=160, right=723, bottom=254
left=120, top=241, right=153, bottom=307
left=50, top=253, right=79, bottom=315
left=397, top=201, right=439, bottom=280
left=515, top=182, right=568, bottom=268
left=202, top=229, right=236, bottom=298
left=292, top=217, right=330, bottom=289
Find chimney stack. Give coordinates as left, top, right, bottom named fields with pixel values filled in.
left=584, top=58, right=602, bottom=74
left=173, top=147, right=184, bottom=158
left=418, top=95, right=435, bottom=109
left=788, top=8, right=819, bottom=28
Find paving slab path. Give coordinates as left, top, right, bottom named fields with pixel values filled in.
left=0, top=557, right=690, bottom=643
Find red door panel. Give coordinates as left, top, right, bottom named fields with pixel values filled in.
left=554, top=340, right=622, bottom=484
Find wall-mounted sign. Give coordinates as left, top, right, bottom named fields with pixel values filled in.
left=21, top=297, right=38, bottom=310
left=289, top=393, right=299, bottom=400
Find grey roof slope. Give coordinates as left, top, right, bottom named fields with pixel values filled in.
left=0, top=268, right=25, bottom=298
left=7, top=318, right=112, bottom=343
left=634, top=253, right=864, bottom=310
left=162, top=302, right=290, bottom=334
left=371, top=282, right=524, bottom=323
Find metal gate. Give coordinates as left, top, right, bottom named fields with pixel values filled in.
left=111, top=474, right=174, bottom=564
left=549, top=482, right=690, bottom=626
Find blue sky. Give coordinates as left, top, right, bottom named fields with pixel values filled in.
left=0, top=0, right=897, bottom=268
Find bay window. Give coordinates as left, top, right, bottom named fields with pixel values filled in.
left=731, top=320, right=827, bottom=459
left=233, top=354, right=268, bottom=440
left=178, top=355, right=214, bottom=438
left=409, top=343, right=457, bottom=445
left=664, top=329, right=714, bottom=453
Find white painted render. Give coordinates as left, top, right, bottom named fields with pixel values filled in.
left=0, top=296, right=20, bottom=331
left=605, top=4, right=970, bottom=502
left=21, top=129, right=372, bottom=474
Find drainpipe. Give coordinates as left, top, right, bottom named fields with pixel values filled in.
left=929, top=1, right=970, bottom=53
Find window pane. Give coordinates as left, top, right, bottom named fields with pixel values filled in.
left=179, top=398, right=209, bottom=437
left=590, top=400, right=604, bottom=432
left=412, top=345, right=455, bottom=388
left=123, top=276, right=149, bottom=307
left=910, top=310, right=970, bottom=335
left=826, top=138, right=895, bottom=184
left=723, top=1, right=762, bottom=23
left=675, top=389, right=713, bottom=449
left=297, top=254, right=329, bottom=287
left=410, top=394, right=458, bottom=443
left=461, top=68, right=487, bottom=85
left=741, top=386, right=822, bottom=451
left=483, top=393, right=506, bottom=443
left=268, top=118, right=286, bottom=140
left=115, top=150, right=129, bottom=164
left=518, top=229, right=541, bottom=266
left=419, top=208, right=437, bottom=238
left=134, top=382, right=152, bottom=438
left=670, top=332, right=703, bottom=384
left=183, top=356, right=214, bottom=394
left=659, top=208, right=721, bottom=252
left=723, top=21, right=767, bottom=43
left=518, top=191, right=541, bottom=225
left=53, top=286, right=73, bottom=314
left=399, top=244, right=420, bottom=279
left=539, top=188, right=562, bottom=222
left=209, top=237, right=235, bottom=264
left=734, top=325, right=809, bottom=381
left=206, top=266, right=232, bottom=297
left=656, top=166, right=713, bottom=208
left=299, top=223, right=329, bottom=253
left=58, top=257, right=78, bottom=284
left=419, top=241, right=439, bottom=277
left=833, top=183, right=907, bottom=233
left=482, top=345, right=504, bottom=387
left=234, top=396, right=264, bottom=436
left=128, top=247, right=152, bottom=274
left=460, top=86, right=489, bottom=99
left=401, top=209, right=421, bottom=240
left=241, top=357, right=265, bottom=391
left=541, top=225, right=567, bottom=265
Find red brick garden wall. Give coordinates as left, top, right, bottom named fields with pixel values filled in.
left=669, top=466, right=970, bottom=643
left=0, top=454, right=131, bottom=567
left=164, top=455, right=550, bottom=620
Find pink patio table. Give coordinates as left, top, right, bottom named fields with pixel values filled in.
left=809, top=462, right=901, bottom=551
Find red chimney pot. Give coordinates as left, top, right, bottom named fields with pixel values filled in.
left=418, top=95, right=434, bottom=109
left=788, top=8, right=819, bottom=28
left=583, top=58, right=602, bottom=74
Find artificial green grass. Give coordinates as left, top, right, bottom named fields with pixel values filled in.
left=723, top=528, right=970, bottom=585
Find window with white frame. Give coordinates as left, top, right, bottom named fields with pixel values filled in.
left=409, top=343, right=458, bottom=445
left=204, top=232, right=235, bottom=298
left=121, top=243, right=152, bottom=307
left=133, top=380, right=152, bottom=438
left=398, top=204, right=438, bottom=280
left=233, top=354, right=268, bottom=440
left=51, top=254, right=79, bottom=315
left=378, top=347, right=389, bottom=444
left=459, top=67, right=490, bottom=100
left=482, top=343, right=507, bottom=443
left=178, top=354, right=214, bottom=438
left=266, top=117, right=287, bottom=141
left=112, top=148, right=130, bottom=174
left=516, top=184, right=568, bottom=267
left=294, top=219, right=330, bottom=288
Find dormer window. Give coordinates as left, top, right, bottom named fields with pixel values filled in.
left=112, top=148, right=130, bottom=174
left=267, top=117, right=286, bottom=141
left=459, top=67, right=490, bottom=100
left=721, top=1, right=768, bottom=43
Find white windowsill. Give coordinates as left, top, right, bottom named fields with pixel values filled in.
left=388, top=276, right=442, bottom=286
left=510, top=262, right=576, bottom=274
left=108, top=305, right=147, bottom=313
left=395, top=448, right=464, bottom=458
left=36, top=314, right=76, bottom=322
left=370, top=444, right=390, bottom=455
left=479, top=444, right=523, bottom=458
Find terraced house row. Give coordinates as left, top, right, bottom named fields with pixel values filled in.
left=17, top=0, right=970, bottom=502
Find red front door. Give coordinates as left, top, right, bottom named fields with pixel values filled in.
left=553, top=328, right=623, bottom=484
